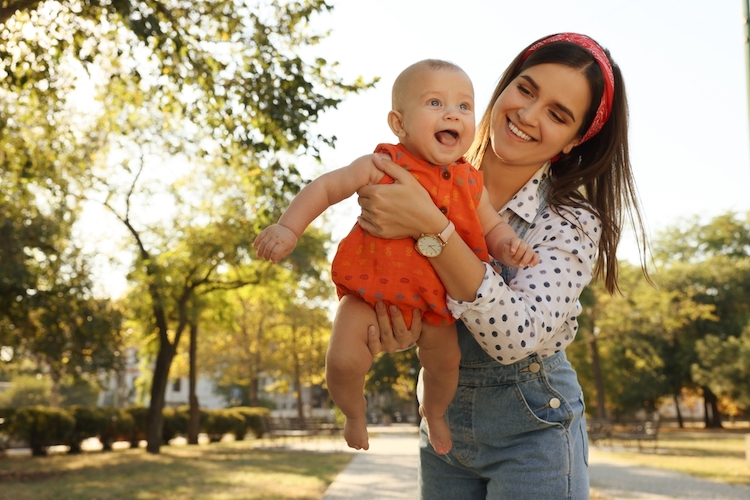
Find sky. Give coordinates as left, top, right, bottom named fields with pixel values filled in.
left=301, top=0, right=750, bottom=262
left=82, top=0, right=750, bottom=297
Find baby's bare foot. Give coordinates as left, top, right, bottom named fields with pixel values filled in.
left=343, top=417, right=369, bottom=450
left=420, top=405, right=452, bottom=455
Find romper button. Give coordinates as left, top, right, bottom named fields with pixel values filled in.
left=528, top=362, right=540, bottom=373
left=439, top=206, right=448, bottom=214
left=442, top=171, right=451, bottom=180
left=549, top=397, right=561, bottom=409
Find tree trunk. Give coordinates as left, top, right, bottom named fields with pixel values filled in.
left=248, top=319, right=263, bottom=407
left=146, top=341, right=177, bottom=454
left=703, top=387, right=723, bottom=428
left=249, top=377, right=259, bottom=407
left=587, top=331, right=606, bottom=419
left=188, top=320, right=201, bottom=445
left=673, top=393, right=684, bottom=428
left=294, top=351, right=305, bottom=423
left=50, top=377, right=61, bottom=408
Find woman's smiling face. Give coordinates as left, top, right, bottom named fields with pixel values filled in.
left=488, top=63, right=591, bottom=169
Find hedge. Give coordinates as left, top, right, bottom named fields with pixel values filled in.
left=0, top=405, right=271, bottom=453
left=7, top=406, right=76, bottom=456
left=232, top=406, right=271, bottom=439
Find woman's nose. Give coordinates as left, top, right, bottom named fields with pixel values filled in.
left=518, top=102, right=540, bottom=125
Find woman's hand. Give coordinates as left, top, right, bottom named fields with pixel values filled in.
left=357, top=154, right=444, bottom=239
left=367, top=301, right=422, bottom=354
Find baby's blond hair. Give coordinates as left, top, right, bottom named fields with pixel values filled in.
left=392, top=59, right=466, bottom=111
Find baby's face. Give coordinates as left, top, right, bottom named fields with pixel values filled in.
left=398, top=68, right=475, bottom=166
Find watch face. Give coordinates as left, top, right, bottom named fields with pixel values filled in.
left=416, top=235, right=443, bottom=257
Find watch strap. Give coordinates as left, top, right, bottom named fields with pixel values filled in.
left=438, top=221, right=455, bottom=245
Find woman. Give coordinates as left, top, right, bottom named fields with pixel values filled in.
left=358, top=33, right=648, bottom=499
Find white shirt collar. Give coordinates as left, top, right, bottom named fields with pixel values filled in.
left=500, top=162, right=551, bottom=223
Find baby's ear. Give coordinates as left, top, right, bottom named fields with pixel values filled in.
left=387, top=110, right=406, bottom=138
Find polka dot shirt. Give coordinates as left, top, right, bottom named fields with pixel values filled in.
left=447, top=164, right=602, bottom=365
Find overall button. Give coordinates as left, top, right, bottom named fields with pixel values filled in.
left=442, top=171, right=451, bottom=180
left=439, top=206, right=448, bottom=214
left=549, top=397, right=561, bottom=409
left=528, top=362, right=541, bottom=373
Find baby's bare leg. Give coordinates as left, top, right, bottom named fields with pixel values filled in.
left=326, top=294, right=377, bottom=450
left=417, top=323, right=460, bottom=455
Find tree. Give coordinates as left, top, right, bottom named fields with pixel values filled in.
left=569, top=261, right=715, bottom=419
left=1, top=0, right=372, bottom=453
left=692, top=322, right=750, bottom=413
left=197, top=248, right=333, bottom=418
left=652, top=212, right=750, bottom=426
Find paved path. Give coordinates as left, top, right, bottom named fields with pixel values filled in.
left=279, top=425, right=750, bottom=500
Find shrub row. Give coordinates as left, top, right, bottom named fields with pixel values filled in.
left=0, top=405, right=270, bottom=456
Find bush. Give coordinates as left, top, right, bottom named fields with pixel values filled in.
left=125, top=406, right=149, bottom=448
left=232, top=406, right=271, bottom=439
left=0, top=408, right=16, bottom=451
left=202, top=408, right=245, bottom=442
left=161, top=407, right=190, bottom=444
left=99, top=407, right=135, bottom=451
left=67, top=406, right=107, bottom=454
left=8, top=406, right=75, bottom=456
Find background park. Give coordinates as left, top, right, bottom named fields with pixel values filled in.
left=1, top=0, right=750, bottom=499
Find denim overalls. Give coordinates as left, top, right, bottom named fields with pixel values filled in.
left=418, top=183, right=590, bottom=500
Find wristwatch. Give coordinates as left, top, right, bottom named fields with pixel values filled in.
left=415, top=221, right=455, bottom=258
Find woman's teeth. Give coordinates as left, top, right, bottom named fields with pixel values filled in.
left=508, top=121, right=532, bottom=141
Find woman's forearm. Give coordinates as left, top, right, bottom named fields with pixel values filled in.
left=428, top=234, right=487, bottom=302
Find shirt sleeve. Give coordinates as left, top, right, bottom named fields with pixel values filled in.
left=446, top=205, right=601, bottom=364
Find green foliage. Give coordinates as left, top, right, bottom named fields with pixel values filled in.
left=161, top=407, right=189, bottom=444
left=125, top=405, right=150, bottom=447
left=60, top=377, right=102, bottom=408
left=572, top=211, right=750, bottom=421
left=693, top=322, right=750, bottom=411
left=0, top=374, right=52, bottom=408
left=231, top=406, right=271, bottom=439
left=0, top=407, right=15, bottom=450
left=67, top=405, right=108, bottom=454
left=1, top=1, right=372, bottom=453
left=201, top=408, right=246, bottom=441
left=99, top=407, right=135, bottom=451
left=7, top=405, right=75, bottom=456
left=366, top=350, right=420, bottom=402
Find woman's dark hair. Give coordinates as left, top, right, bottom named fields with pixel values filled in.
left=467, top=36, right=649, bottom=294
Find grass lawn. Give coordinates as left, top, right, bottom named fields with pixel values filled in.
left=0, top=439, right=353, bottom=500
left=590, top=429, right=750, bottom=486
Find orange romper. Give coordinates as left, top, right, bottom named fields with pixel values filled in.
left=331, top=143, right=490, bottom=327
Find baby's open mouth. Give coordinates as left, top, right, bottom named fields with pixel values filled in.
left=435, top=130, right=459, bottom=146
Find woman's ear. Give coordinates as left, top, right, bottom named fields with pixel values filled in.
left=387, top=110, right=406, bottom=138
left=561, top=137, right=581, bottom=155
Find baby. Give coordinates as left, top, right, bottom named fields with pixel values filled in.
left=254, top=59, right=539, bottom=454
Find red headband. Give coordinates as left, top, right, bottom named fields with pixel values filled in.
left=522, top=33, right=615, bottom=144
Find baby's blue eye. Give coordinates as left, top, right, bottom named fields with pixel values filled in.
left=429, top=99, right=440, bottom=106
left=460, top=103, right=469, bottom=110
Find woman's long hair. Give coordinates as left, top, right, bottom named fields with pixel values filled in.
left=467, top=37, right=650, bottom=293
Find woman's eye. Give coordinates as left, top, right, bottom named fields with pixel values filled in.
left=516, top=84, right=531, bottom=96
left=549, top=111, right=564, bottom=123
left=429, top=99, right=441, bottom=106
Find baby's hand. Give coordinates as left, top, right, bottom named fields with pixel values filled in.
left=252, top=225, right=298, bottom=264
left=498, top=237, right=540, bottom=268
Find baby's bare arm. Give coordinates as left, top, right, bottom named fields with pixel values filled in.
left=252, top=155, right=385, bottom=262
left=476, top=187, right=540, bottom=269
